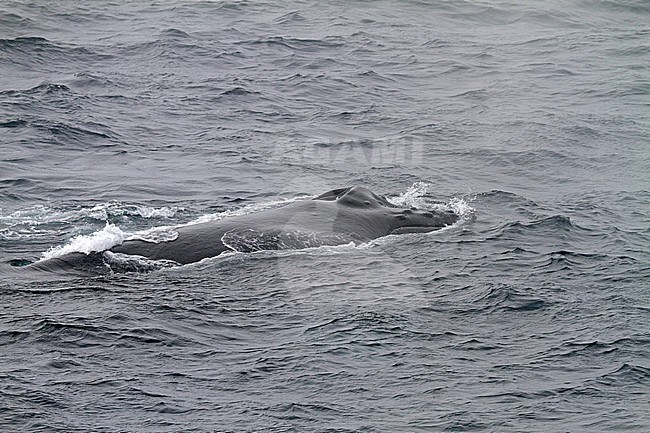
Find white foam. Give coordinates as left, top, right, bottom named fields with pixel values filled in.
left=188, top=239, right=358, bottom=269
left=278, top=241, right=357, bottom=256
left=103, top=251, right=178, bottom=272
left=448, top=196, right=474, bottom=219
left=128, top=225, right=179, bottom=243
left=41, top=223, right=126, bottom=260
left=133, top=205, right=178, bottom=218
left=81, top=202, right=179, bottom=220
left=0, top=205, right=73, bottom=226
left=387, top=181, right=431, bottom=208
left=1, top=203, right=179, bottom=235
left=182, top=196, right=306, bottom=226
left=387, top=182, right=474, bottom=220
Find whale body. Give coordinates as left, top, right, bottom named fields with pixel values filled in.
left=28, top=186, right=459, bottom=272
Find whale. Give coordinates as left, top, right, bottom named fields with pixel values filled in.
left=27, top=186, right=459, bottom=272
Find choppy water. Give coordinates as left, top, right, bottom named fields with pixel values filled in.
left=1, top=1, right=649, bottom=431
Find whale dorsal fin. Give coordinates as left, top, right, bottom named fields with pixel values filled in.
left=312, top=187, right=352, bottom=201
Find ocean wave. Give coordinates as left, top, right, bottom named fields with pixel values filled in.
left=240, top=35, right=345, bottom=51
left=0, top=35, right=111, bottom=66
left=467, top=284, right=550, bottom=313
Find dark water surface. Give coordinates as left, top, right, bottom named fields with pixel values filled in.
left=1, top=1, right=649, bottom=431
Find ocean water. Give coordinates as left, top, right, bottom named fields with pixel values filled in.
left=1, top=0, right=649, bottom=431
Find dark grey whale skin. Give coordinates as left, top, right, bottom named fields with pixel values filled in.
left=28, top=187, right=459, bottom=271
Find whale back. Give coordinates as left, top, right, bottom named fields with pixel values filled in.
left=27, top=186, right=460, bottom=272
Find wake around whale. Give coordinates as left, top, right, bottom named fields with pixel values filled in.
left=27, top=187, right=459, bottom=272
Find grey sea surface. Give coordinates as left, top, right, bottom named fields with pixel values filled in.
left=1, top=1, right=648, bottom=431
